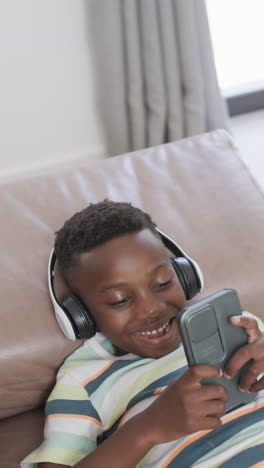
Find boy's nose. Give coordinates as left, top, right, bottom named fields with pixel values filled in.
left=135, top=293, right=165, bottom=320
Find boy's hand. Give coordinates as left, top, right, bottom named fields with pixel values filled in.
left=142, top=365, right=228, bottom=444
left=224, top=315, right=264, bottom=393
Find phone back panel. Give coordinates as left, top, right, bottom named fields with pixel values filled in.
left=178, top=289, right=257, bottom=412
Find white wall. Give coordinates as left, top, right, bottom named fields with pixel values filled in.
left=0, top=0, right=106, bottom=182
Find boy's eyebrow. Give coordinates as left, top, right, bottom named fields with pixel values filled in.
left=98, top=282, right=127, bottom=294
left=98, top=263, right=170, bottom=294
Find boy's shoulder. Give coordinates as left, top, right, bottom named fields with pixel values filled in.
left=57, top=333, right=117, bottom=377
left=47, top=334, right=120, bottom=401
left=54, top=333, right=187, bottom=390
left=55, top=333, right=141, bottom=384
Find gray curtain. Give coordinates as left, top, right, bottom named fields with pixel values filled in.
left=86, top=0, right=229, bottom=156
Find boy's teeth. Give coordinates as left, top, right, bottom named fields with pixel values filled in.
left=136, top=320, right=170, bottom=336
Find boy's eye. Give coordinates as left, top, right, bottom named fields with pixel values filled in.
left=153, top=278, right=173, bottom=290
left=109, top=296, right=131, bottom=308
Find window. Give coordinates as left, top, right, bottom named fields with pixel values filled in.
left=206, top=0, right=264, bottom=115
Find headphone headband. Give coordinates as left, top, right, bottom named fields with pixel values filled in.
left=48, top=248, right=77, bottom=340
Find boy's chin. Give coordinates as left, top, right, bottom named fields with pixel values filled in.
left=114, top=340, right=179, bottom=358
left=126, top=337, right=180, bottom=359
left=139, top=341, right=179, bottom=359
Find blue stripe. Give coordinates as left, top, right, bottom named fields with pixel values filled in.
left=128, top=366, right=188, bottom=408
left=219, top=443, right=264, bottom=467
left=101, top=366, right=188, bottom=442
left=84, top=359, right=145, bottom=395
left=46, top=399, right=101, bottom=422
left=166, top=408, right=264, bottom=467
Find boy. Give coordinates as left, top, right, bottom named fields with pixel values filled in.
left=22, top=200, right=264, bottom=467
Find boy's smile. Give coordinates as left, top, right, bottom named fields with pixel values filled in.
left=66, top=229, right=186, bottom=358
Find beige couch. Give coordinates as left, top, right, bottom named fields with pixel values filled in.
left=1, top=130, right=264, bottom=468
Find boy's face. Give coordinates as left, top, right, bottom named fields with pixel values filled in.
left=66, top=229, right=186, bottom=358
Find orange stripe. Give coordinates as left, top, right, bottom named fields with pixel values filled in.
left=160, top=429, right=211, bottom=468
left=118, top=404, right=136, bottom=429
left=221, top=401, right=264, bottom=425
left=47, top=413, right=102, bottom=427
left=154, top=387, right=165, bottom=395
left=161, top=401, right=264, bottom=468
left=82, top=360, right=115, bottom=387
left=249, top=463, right=264, bottom=468
left=118, top=389, right=165, bottom=427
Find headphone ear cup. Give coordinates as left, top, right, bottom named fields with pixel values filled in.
left=62, top=295, right=96, bottom=339
left=170, top=257, right=199, bottom=300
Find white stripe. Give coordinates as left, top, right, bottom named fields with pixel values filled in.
left=87, top=333, right=138, bottom=360
left=44, top=415, right=102, bottom=439
left=100, top=347, right=187, bottom=425
left=193, top=429, right=264, bottom=467
left=69, top=359, right=115, bottom=385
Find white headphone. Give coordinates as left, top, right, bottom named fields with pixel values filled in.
left=48, top=228, right=204, bottom=341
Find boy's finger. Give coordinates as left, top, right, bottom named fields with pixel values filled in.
left=239, top=362, right=264, bottom=392
left=249, top=375, right=264, bottom=393
left=203, top=399, right=227, bottom=417
left=230, top=315, right=262, bottom=342
left=186, top=365, right=223, bottom=383
left=204, top=416, right=222, bottom=430
left=224, top=334, right=264, bottom=379
left=199, top=384, right=229, bottom=402
left=224, top=344, right=252, bottom=379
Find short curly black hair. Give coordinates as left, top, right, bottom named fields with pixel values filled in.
left=54, top=199, right=159, bottom=272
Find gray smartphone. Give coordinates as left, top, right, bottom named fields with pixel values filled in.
left=177, top=288, right=257, bottom=412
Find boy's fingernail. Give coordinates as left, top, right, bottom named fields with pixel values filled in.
left=239, top=386, right=247, bottom=393
left=219, top=369, right=223, bottom=377
left=231, top=316, right=241, bottom=323
left=223, top=372, right=231, bottom=380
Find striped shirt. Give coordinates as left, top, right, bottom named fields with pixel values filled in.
left=22, top=312, right=264, bottom=467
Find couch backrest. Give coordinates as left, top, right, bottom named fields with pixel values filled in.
left=1, top=129, right=264, bottom=419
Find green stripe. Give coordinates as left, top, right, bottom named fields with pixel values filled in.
left=23, top=446, right=89, bottom=466
left=48, top=383, right=88, bottom=401
left=107, top=356, right=186, bottom=427
left=64, top=346, right=100, bottom=363
left=167, top=407, right=264, bottom=467
left=60, top=346, right=102, bottom=374
left=60, top=361, right=89, bottom=374
left=100, top=337, right=117, bottom=354
left=43, top=432, right=96, bottom=452
left=195, top=422, right=264, bottom=465
left=91, top=359, right=152, bottom=411
left=60, top=338, right=116, bottom=374
left=92, top=353, right=186, bottom=423
left=219, top=442, right=264, bottom=467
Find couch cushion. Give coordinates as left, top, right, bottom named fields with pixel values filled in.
left=1, top=129, right=264, bottom=419
left=0, top=409, right=44, bottom=468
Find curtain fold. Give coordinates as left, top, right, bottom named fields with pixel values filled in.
left=87, top=0, right=229, bottom=156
